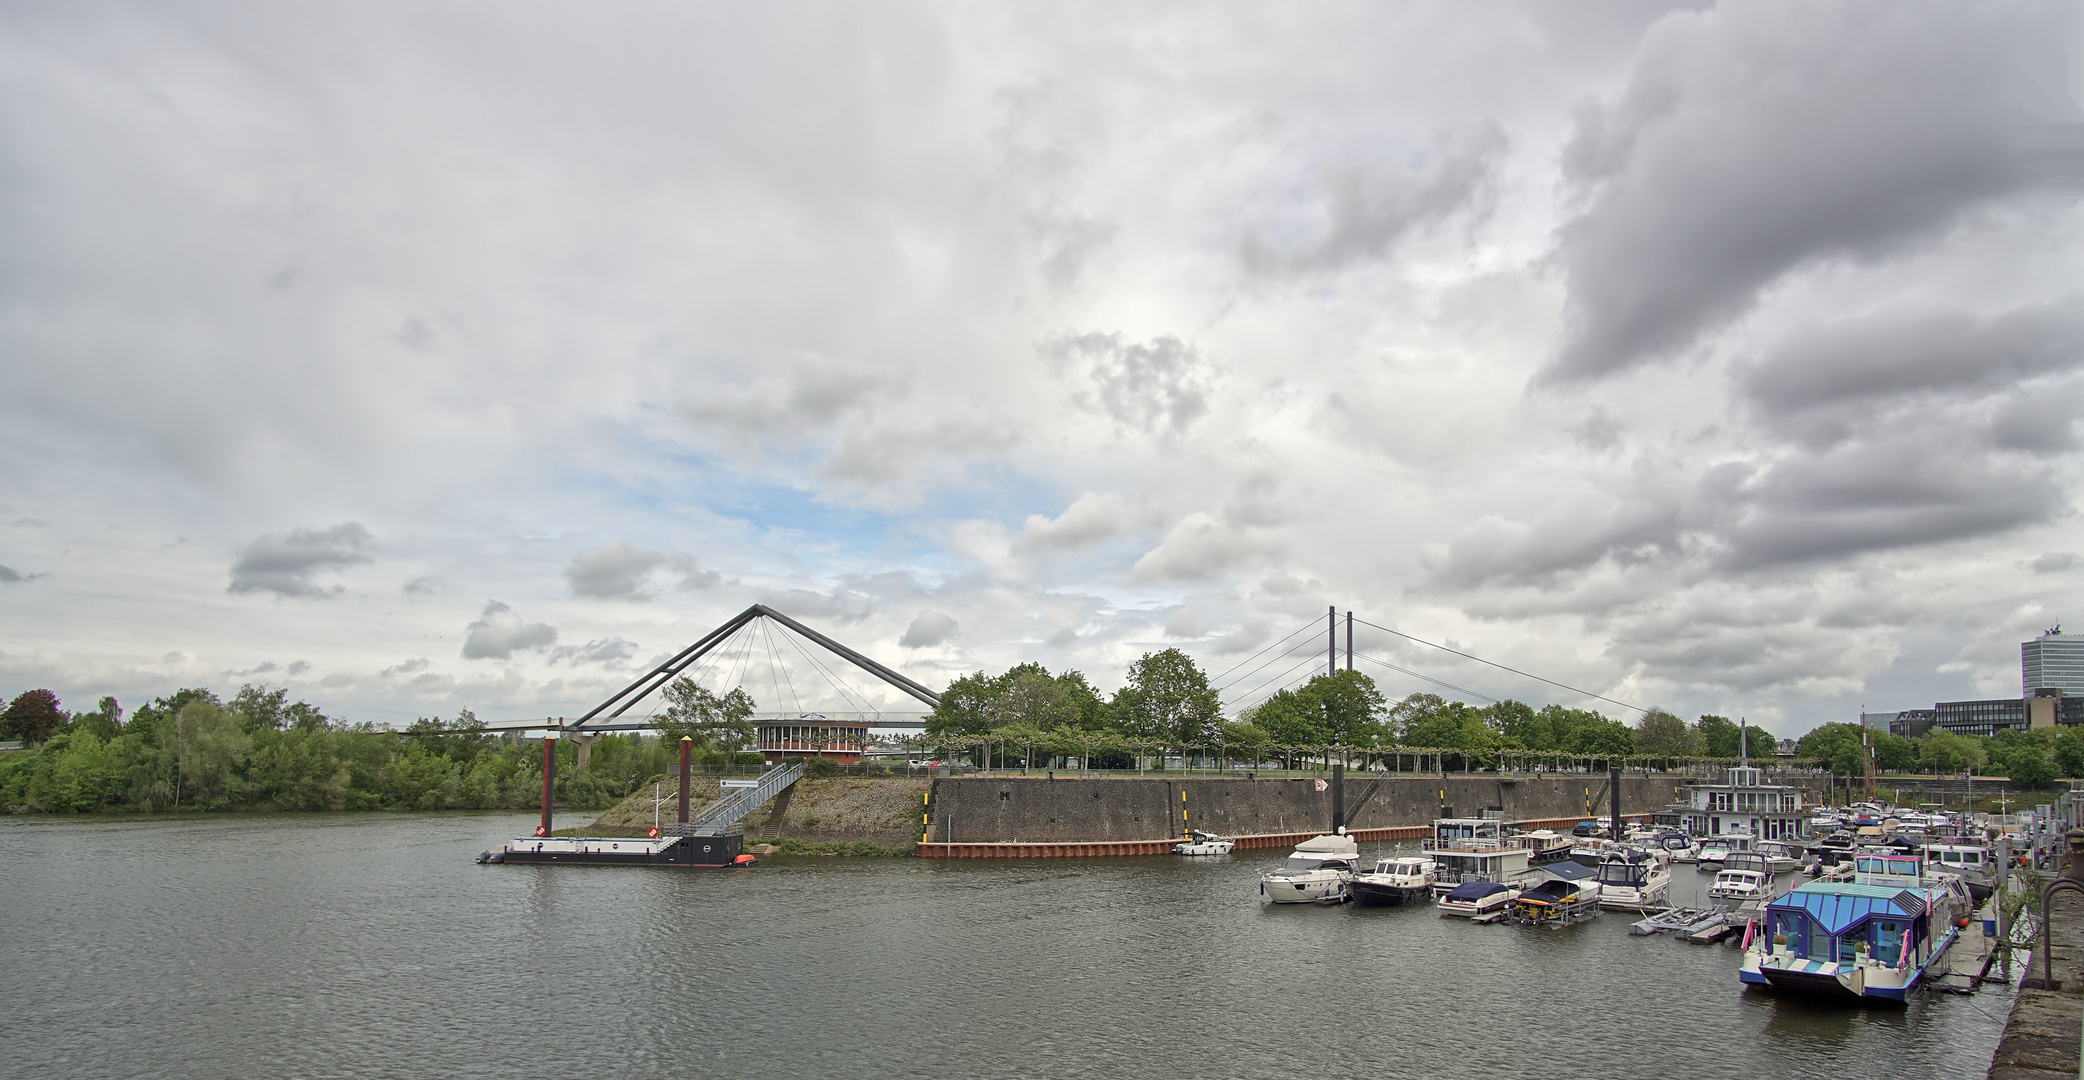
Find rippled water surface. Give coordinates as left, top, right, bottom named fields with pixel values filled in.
left=1, top=814, right=2014, bottom=1079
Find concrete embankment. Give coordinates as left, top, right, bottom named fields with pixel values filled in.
left=588, top=776, right=930, bottom=850
left=914, top=773, right=1824, bottom=855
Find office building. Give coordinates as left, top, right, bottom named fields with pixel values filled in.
left=2024, top=628, right=2084, bottom=697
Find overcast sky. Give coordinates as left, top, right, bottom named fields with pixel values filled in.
left=4, top=1, right=2082, bottom=736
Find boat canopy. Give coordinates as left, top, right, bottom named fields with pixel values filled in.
left=1770, top=883, right=1927, bottom=935
left=1541, top=860, right=1598, bottom=881
left=1293, top=834, right=1360, bottom=857
left=1443, top=881, right=1510, bottom=902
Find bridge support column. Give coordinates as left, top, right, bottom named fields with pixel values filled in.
left=569, top=732, right=599, bottom=773
left=537, top=733, right=556, bottom=837
left=679, top=737, right=693, bottom=825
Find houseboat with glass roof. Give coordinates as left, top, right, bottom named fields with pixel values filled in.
left=1737, top=850, right=1971, bottom=1002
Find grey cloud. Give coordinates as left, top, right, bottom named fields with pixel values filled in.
left=286, top=660, right=310, bottom=675
left=460, top=601, right=557, bottom=660
left=549, top=637, right=639, bottom=667
left=403, top=576, right=442, bottom=595
left=0, top=565, right=25, bottom=583
left=900, top=610, right=958, bottom=648
left=1045, top=332, right=1212, bottom=436
left=382, top=658, right=429, bottom=678
left=1547, top=4, right=2058, bottom=382
left=756, top=587, right=875, bottom=624
left=1164, top=609, right=1207, bottom=639
left=1722, top=437, right=2060, bottom=569
left=2034, top=552, right=2081, bottom=573
left=228, top=523, right=376, bottom=598
left=1242, top=125, right=1505, bottom=276
left=1045, top=626, right=1078, bottom=649
left=1132, top=513, right=1272, bottom=582
left=1740, top=300, right=2084, bottom=418
left=565, top=542, right=719, bottom=599
left=1989, top=386, right=2084, bottom=455
left=224, top=661, right=277, bottom=677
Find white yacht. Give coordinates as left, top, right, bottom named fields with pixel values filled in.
left=1709, top=868, right=1775, bottom=903
left=1755, top=839, right=1804, bottom=874
left=1175, top=830, right=1234, bottom=856
left=1259, top=833, right=1360, bottom=904
left=1595, top=848, right=1672, bottom=911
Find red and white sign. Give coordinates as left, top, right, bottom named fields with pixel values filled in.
left=1313, top=779, right=1328, bottom=792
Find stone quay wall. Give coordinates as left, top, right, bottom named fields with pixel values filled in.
left=919, top=773, right=1826, bottom=847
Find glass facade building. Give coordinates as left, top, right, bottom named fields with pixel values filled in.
left=2023, top=631, right=2084, bottom=696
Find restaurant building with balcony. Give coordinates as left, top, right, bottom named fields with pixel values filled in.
left=756, top=714, right=870, bottom=765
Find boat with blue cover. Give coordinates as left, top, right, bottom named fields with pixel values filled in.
left=1737, top=850, right=1970, bottom=1002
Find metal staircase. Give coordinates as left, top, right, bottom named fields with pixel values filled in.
left=666, top=761, right=804, bottom=837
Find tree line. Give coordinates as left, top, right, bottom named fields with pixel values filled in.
left=0, top=680, right=763, bottom=814
left=925, top=648, right=1721, bottom=769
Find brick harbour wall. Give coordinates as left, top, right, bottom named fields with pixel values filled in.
left=919, top=774, right=1828, bottom=846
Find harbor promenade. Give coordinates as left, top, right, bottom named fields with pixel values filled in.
left=1989, top=836, right=2084, bottom=1079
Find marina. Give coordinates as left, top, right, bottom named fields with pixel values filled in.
left=0, top=810, right=2033, bottom=1080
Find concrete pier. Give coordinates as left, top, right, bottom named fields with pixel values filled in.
left=1988, top=838, right=2084, bottom=1079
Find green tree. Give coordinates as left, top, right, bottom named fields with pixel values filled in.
left=1633, top=708, right=1703, bottom=757
left=2057, top=728, right=2084, bottom=778
left=1480, top=700, right=1542, bottom=749
left=1869, top=731, right=1916, bottom=772
left=1564, top=716, right=1634, bottom=758
left=1111, top=648, right=1221, bottom=745
left=925, top=671, right=997, bottom=737
left=1251, top=687, right=1326, bottom=753
left=170, top=701, right=250, bottom=807
left=1302, top=670, right=1388, bottom=748
left=2, top=689, right=66, bottom=744
left=1794, top=722, right=1869, bottom=775
left=127, top=688, right=220, bottom=748
left=657, top=679, right=756, bottom=753
left=70, top=696, right=124, bottom=741
left=1694, top=714, right=1743, bottom=759
left=1917, top=730, right=1987, bottom=774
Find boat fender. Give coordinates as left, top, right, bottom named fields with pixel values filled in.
left=731, top=854, right=757, bottom=866
left=647, top=827, right=660, bottom=838
left=1955, top=917, right=1970, bottom=929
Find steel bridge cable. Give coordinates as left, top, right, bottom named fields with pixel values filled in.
left=777, top=624, right=876, bottom=714
left=1223, top=643, right=1332, bottom=711
left=1223, top=649, right=1330, bottom=712
left=1215, top=633, right=1328, bottom=698
left=1350, top=651, right=1498, bottom=704
left=1209, top=617, right=1322, bottom=686
left=761, top=618, right=803, bottom=715
left=1212, top=622, right=1325, bottom=692
left=1349, top=616, right=1644, bottom=714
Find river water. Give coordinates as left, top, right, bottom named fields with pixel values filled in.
left=1, top=813, right=2012, bottom=1079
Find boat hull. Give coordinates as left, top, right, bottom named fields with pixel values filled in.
left=1261, top=873, right=1346, bottom=904
left=489, top=833, right=747, bottom=867
left=1348, top=880, right=1431, bottom=907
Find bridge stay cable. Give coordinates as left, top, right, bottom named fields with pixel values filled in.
left=1348, top=615, right=1642, bottom=715
left=1215, top=632, right=1325, bottom=696
left=1209, top=617, right=1320, bottom=686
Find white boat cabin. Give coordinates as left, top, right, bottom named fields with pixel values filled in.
left=1684, top=766, right=1809, bottom=841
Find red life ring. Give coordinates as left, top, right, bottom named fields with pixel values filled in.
left=534, top=825, right=547, bottom=837
left=647, top=827, right=660, bottom=838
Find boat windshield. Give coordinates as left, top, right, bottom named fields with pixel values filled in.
left=1280, top=857, right=1323, bottom=872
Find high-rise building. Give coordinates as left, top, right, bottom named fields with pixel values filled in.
left=2023, top=627, right=2084, bottom=697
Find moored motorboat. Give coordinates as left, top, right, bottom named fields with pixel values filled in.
left=1509, top=868, right=1602, bottom=927
left=1349, top=856, right=1437, bottom=907
left=1708, top=868, right=1774, bottom=903
left=1438, top=880, right=1519, bottom=919
left=1175, top=830, right=1235, bottom=856
left=1260, top=833, right=1360, bottom=904
left=1595, top=848, right=1672, bottom=911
